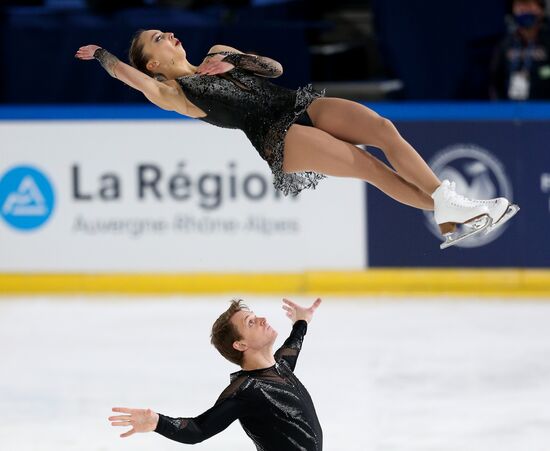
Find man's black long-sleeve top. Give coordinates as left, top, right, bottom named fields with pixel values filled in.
left=154, top=320, right=323, bottom=450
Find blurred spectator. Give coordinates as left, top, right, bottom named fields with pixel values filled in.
left=491, top=0, right=550, bottom=100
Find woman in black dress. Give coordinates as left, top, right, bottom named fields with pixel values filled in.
left=76, top=30, right=515, bottom=245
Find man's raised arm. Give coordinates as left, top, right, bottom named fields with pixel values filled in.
left=274, top=298, right=321, bottom=371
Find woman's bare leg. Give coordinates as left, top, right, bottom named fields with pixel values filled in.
left=283, top=125, right=434, bottom=210
left=307, top=98, right=441, bottom=195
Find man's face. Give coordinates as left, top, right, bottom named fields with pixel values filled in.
left=231, top=309, right=278, bottom=353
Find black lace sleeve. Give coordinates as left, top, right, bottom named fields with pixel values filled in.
left=154, top=397, right=246, bottom=444
left=206, top=51, right=283, bottom=78
left=93, top=48, right=120, bottom=79
left=274, top=320, right=308, bottom=371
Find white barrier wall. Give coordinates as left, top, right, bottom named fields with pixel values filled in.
left=0, top=120, right=366, bottom=272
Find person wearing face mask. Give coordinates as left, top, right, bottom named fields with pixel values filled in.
left=491, top=0, right=550, bottom=100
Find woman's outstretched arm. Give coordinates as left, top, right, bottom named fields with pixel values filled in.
left=75, top=45, right=184, bottom=112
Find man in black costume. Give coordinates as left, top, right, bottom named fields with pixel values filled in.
left=108, top=297, right=323, bottom=451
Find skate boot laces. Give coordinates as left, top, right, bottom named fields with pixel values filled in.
left=443, top=181, right=478, bottom=207
left=448, top=181, right=501, bottom=206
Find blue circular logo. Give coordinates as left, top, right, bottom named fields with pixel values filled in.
left=0, top=166, right=55, bottom=231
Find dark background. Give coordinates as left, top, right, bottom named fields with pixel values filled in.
left=0, top=0, right=516, bottom=103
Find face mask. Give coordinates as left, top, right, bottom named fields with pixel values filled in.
left=514, top=13, right=539, bottom=29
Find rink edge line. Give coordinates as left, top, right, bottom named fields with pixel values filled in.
left=1, top=270, right=549, bottom=297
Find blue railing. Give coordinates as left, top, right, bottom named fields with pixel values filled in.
left=3, top=102, right=550, bottom=121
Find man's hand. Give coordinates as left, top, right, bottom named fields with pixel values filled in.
left=108, top=407, right=159, bottom=438
left=282, top=298, right=321, bottom=324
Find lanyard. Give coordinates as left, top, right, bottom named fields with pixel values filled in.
left=509, top=38, right=536, bottom=73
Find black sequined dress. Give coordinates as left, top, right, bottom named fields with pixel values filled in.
left=176, top=52, right=325, bottom=196
left=154, top=320, right=323, bottom=450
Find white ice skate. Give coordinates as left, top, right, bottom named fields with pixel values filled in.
left=446, top=181, right=520, bottom=237
left=483, top=203, right=520, bottom=234
left=432, top=180, right=509, bottom=249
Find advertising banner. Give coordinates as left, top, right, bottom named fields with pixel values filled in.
left=3, top=105, right=548, bottom=274
left=0, top=120, right=365, bottom=272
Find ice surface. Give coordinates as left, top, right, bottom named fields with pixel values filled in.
left=1, top=296, right=549, bottom=451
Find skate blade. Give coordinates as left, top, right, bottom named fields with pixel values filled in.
left=440, top=215, right=492, bottom=249
left=483, top=204, right=520, bottom=235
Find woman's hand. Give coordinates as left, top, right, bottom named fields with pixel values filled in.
left=75, top=45, right=101, bottom=60
left=282, top=298, right=322, bottom=324
left=108, top=407, right=159, bottom=438
left=196, top=54, right=234, bottom=75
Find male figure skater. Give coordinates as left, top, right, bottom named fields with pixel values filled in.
left=109, top=297, right=323, bottom=450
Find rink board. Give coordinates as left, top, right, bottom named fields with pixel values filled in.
left=1, top=269, right=550, bottom=296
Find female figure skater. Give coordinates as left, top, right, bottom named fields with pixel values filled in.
left=108, top=298, right=323, bottom=450
left=75, top=31, right=518, bottom=248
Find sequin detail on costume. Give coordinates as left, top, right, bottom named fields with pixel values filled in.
left=176, top=55, right=326, bottom=196
left=270, top=85, right=327, bottom=196
left=217, top=52, right=282, bottom=78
